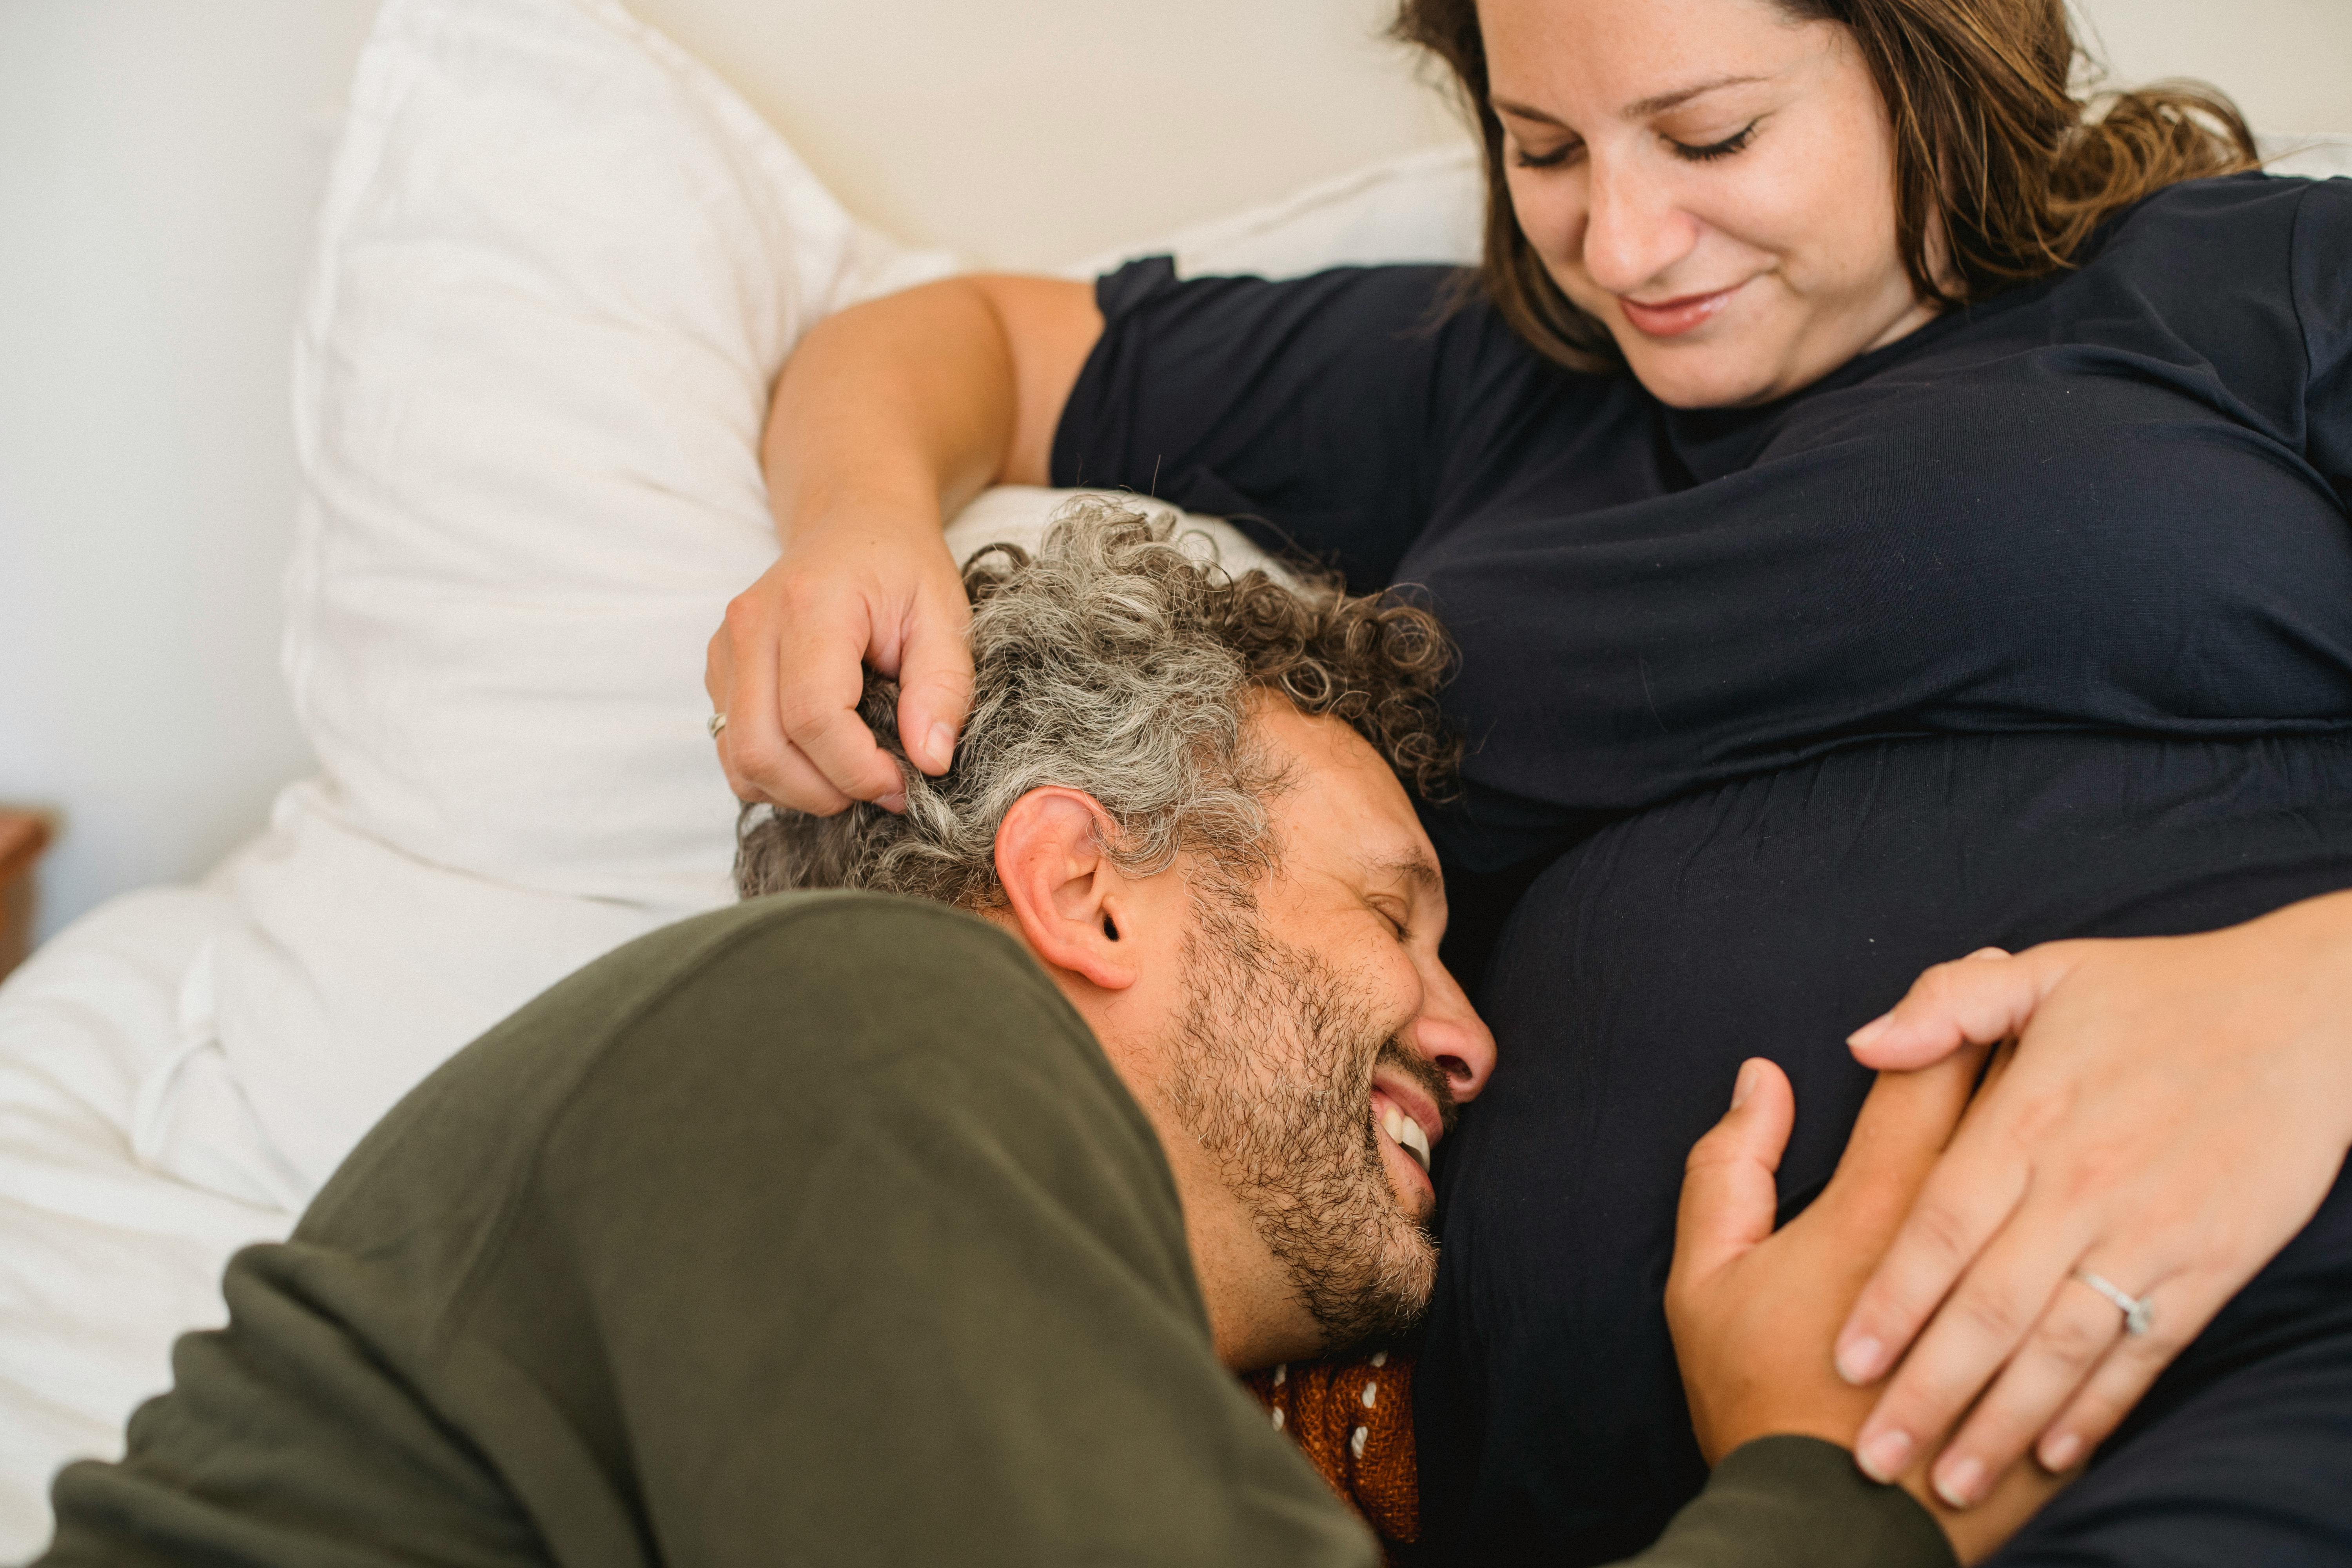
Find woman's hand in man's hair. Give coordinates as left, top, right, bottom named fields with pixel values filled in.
left=706, top=512, right=974, bottom=815
left=1669, top=1048, right=2066, bottom=1564
left=713, top=274, right=1102, bottom=816
left=1836, top=891, right=2352, bottom=1513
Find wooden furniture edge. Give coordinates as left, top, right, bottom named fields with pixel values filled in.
left=0, top=813, right=53, bottom=888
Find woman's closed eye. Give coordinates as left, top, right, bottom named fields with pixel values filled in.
left=1510, top=137, right=1584, bottom=171
left=1667, top=121, right=1759, bottom=162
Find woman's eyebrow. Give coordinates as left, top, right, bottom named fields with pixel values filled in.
left=1620, top=73, right=1771, bottom=119
left=1489, top=96, right=1568, bottom=128
left=1490, top=73, right=1772, bottom=129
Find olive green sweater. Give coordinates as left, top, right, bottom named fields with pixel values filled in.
left=37, top=894, right=1950, bottom=1568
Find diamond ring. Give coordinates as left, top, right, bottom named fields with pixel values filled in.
left=2071, top=1269, right=2153, bottom=1336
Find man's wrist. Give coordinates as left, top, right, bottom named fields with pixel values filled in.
left=1659, top=1436, right=1955, bottom=1568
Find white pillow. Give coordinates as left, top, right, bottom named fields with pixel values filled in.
left=2264, top=133, right=2352, bottom=181
left=221, top=0, right=958, bottom=1191
left=1063, top=142, right=1483, bottom=282
left=282, top=0, right=953, bottom=915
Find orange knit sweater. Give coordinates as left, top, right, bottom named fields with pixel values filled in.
left=1243, top=1350, right=1417, bottom=1555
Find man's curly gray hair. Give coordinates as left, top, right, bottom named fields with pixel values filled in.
left=734, top=499, right=1459, bottom=910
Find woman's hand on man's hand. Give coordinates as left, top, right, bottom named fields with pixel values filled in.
left=704, top=514, right=975, bottom=814
left=1670, top=1049, right=2065, bottom=1564
left=1835, top=892, right=2352, bottom=1510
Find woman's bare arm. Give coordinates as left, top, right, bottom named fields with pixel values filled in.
left=707, top=274, right=1101, bottom=811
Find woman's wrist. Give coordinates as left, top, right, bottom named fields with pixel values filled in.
left=2231, top=887, right=2352, bottom=1128
left=770, top=479, right=949, bottom=552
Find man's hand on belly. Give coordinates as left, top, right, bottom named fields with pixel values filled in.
left=1666, top=1048, right=2067, bottom=1564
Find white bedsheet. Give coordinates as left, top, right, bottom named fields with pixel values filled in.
left=0, top=779, right=717, bottom=1557
left=0, top=884, right=294, bottom=1559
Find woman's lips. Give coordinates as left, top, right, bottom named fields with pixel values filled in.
left=1617, top=283, right=1742, bottom=339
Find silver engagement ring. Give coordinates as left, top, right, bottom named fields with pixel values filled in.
left=2072, top=1269, right=2154, bottom=1336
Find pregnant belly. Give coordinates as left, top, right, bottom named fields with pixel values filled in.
left=1415, top=731, right=2352, bottom=1568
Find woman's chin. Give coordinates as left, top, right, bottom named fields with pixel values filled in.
left=1616, top=338, right=1791, bottom=410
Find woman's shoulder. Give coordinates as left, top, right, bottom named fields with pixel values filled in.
left=2053, top=173, right=2347, bottom=359
left=2088, top=170, right=2346, bottom=272
left=2030, top=169, right=2351, bottom=480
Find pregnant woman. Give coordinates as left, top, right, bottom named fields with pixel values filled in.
left=706, top=0, right=2352, bottom=1561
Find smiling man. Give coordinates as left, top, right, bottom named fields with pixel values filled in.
left=731, top=504, right=1491, bottom=1368
left=38, top=507, right=2007, bottom=1568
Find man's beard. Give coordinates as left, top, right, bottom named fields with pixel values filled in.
left=1166, top=895, right=1455, bottom=1352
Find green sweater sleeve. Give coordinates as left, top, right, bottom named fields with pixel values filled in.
left=1606, top=1436, right=1957, bottom=1568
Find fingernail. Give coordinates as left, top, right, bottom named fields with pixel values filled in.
left=2039, top=1432, right=2080, bottom=1472
left=1847, top=1013, right=1893, bottom=1049
left=878, top=791, right=907, bottom=814
left=1857, top=1427, right=1911, bottom=1482
left=926, top=722, right=956, bottom=773
left=1730, top=1060, right=1758, bottom=1109
left=1835, top=1334, right=1885, bottom=1385
left=1933, top=1455, right=1985, bottom=1509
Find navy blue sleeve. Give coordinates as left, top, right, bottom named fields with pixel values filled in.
left=2295, top=178, right=2352, bottom=512
left=1051, top=259, right=1493, bottom=588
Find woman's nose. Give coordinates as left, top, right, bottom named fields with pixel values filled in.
left=1410, top=959, right=1498, bottom=1105
left=1580, top=152, right=1698, bottom=297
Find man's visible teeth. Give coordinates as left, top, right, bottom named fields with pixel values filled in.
left=1381, top=1105, right=1432, bottom=1174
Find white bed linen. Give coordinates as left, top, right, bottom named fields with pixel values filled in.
left=0, top=884, right=293, bottom=1554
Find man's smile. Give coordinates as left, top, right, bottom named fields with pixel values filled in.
left=1370, top=1078, right=1440, bottom=1183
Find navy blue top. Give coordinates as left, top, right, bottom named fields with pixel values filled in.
left=1053, top=174, right=2352, bottom=1565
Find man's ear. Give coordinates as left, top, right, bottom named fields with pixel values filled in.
left=993, top=788, right=1139, bottom=993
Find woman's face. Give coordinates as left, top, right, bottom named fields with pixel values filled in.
left=1479, top=0, right=1939, bottom=408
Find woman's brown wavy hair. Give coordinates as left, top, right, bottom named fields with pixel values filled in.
left=1392, top=0, right=2261, bottom=370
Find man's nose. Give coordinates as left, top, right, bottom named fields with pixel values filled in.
left=1409, top=960, right=1497, bottom=1105
left=1580, top=152, right=1699, bottom=298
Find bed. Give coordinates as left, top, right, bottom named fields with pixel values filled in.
left=0, top=0, right=2345, bottom=1554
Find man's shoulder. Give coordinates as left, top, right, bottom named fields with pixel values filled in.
left=596, top=891, right=1094, bottom=1078
left=456, top=890, right=1080, bottom=1109
left=303, top=893, right=1102, bottom=1245
left=597, top=890, right=1048, bottom=1004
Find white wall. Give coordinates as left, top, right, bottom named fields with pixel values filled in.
left=0, top=1, right=377, bottom=946
left=2, top=0, right=2347, bottom=947
left=2074, top=0, right=2352, bottom=135
left=626, top=0, right=1457, bottom=270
